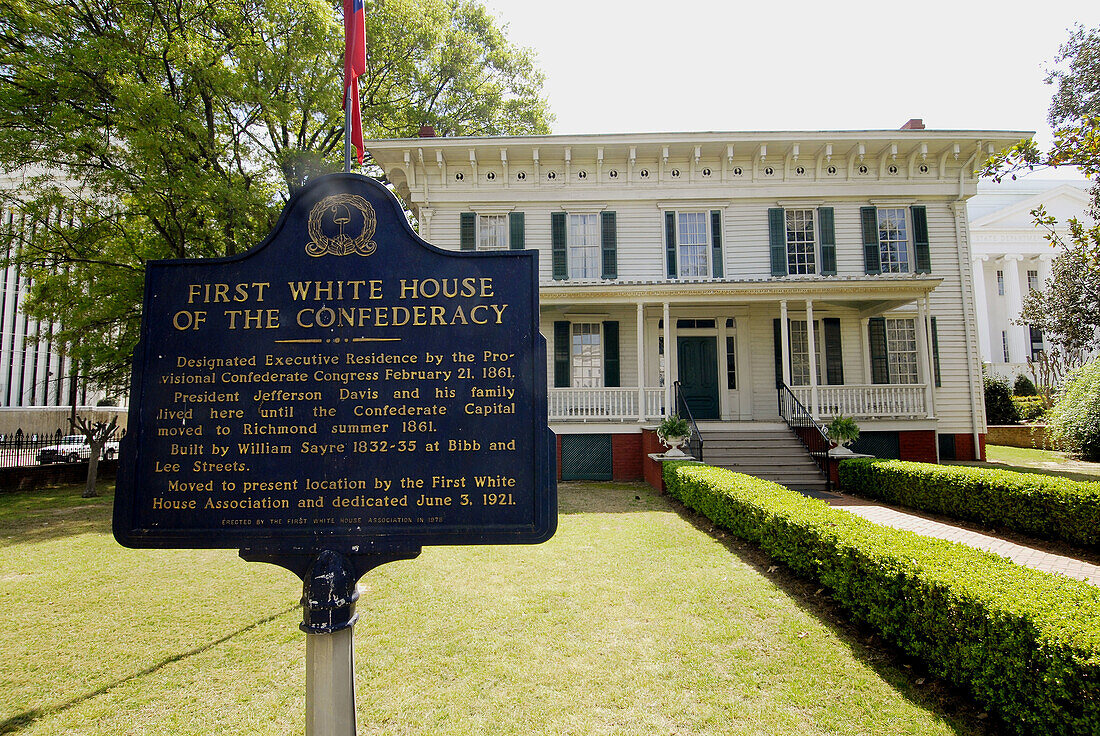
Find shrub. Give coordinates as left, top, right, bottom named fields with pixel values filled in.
left=664, top=461, right=1100, bottom=736
left=1013, top=374, right=1039, bottom=396
left=984, top=374, right=1019, bottom=424
left=1048, top=359, right=1100, bottom=461
left=1011, top=395, right=1046, bottom=422
left=838, top=458, right=1100, bottom=547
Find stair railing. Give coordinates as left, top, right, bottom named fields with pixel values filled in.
left=672, top=381, right=703, bottom=460
left=777, top=384, right=832, bottom=492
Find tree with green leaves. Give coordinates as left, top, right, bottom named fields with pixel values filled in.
left=0, top=0, right=551, bottom=392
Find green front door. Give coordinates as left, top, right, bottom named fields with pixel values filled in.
left=677, top=336, right=720, bottom=420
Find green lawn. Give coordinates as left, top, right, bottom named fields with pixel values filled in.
left=969, top=444, right=1100, bottom=482
left=0, top=481, right=984, bottom=735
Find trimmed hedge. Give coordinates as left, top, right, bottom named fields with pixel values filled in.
left=839, top=458, right=1100, bottom=548
left=664, top=461, right=1100, bottom=736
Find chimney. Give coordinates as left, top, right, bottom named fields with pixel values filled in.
left=418, top=124, right=436, bottom=138
left=900, top=118, right=925, bottom=130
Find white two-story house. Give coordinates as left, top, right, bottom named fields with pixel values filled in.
left=366, top=125, right=1027, bottom=483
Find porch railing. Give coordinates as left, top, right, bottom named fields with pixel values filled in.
left=777, top=385, right=832, bottom=492
left=792, top=383, right=928, bottom=419
left=673, top=381, right=703, bottom=460
left=548, top=387, right=665, bottom=421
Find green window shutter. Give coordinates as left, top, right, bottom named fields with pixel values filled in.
left=931, top=316, right=941, bottom=387
left=823, top=318, right=843, bottom=385
left=665, top=211, right=677, bottom=279
left=509, top=212, right=525, bottom=250
left=602, top=321, right=620, bottom=387
left=553, top=321, right=570, bottom=387
left=710, top=209, right=723, bottom=278
left=868, top=317, right=890, bottom=384
left=601, top=211, right=617, bottom=279
left=911, top=205, right=930, bottom=273
left=773, top=318, right=784, bottom=388
left=818, top=207, right=836, bottom=276
left=768, top=208, right=787, bottom=276
left=460, top=212, right=476, bottom=251
left=551, top=212, right=567, bottom=280
left=861, top=207, right=881, bottom=274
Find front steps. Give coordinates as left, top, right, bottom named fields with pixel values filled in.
left=698, top=423, right=830, bottom=492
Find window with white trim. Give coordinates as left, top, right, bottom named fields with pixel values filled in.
left=1027, top=269, right=1040, bottom=292
left=786, top=209, right=816, bottom=275
left=1002, top=331, right=1010, bottom=363
left=885, top=318, right=919, bottom=384
left=570, top=323, right=602, bottom=387
left=877, top=208, right=909, bottom=273
left=677, top=211, right=710, bottom=278
left=788, top=320, right=823, bottom=386
left=477, top=214, right=508, bottom=250
left=568, top=214, right=600, bottom=279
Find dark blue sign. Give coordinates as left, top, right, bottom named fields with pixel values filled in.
left=114, top=173, right=556, bottom=553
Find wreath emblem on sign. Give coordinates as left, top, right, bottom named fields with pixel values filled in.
left=305, top=194, right=377, bottom=257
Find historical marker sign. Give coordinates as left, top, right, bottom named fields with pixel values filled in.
left=114, top=173, right=556, bottom=552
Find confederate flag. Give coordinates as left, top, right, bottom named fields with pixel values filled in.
left=344, top=0, right=366, bottom=164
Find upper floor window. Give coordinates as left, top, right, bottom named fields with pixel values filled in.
left=678, top=212, right=710, bottom=278
left=996, top=270, right=1005, bottom=296
left=877, top=208, right=909, bottom=273
left=1027, top=269, right=1040, bottom=292
left=478, top=214, right=508, bottom=250
left=460, top=211, right=523, bottom=251
left=552, top=211, right=618, bottom=281
left=861, top=205, right=930, bottom=275
left=786, top=209, right=816, bottom=275
left=665, top=209, right=724, bottom=279
left=568, top=214, right=600, bottom=279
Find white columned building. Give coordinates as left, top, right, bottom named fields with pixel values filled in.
left=968, top=180, right=1092, bottom=381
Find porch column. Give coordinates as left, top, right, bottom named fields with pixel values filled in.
left=860, top=318, right=871, bottom=384
left=805, top=299, right=818, bottom=420
left=636, top=302, right=645, bottom=421
left=918, top=296, right=936, bottom=418
left=663, top=301, right=672, bottom=417
left=971, top=256, right=991, bottom=363
left=1003, top=255, right=1027, bottom=365
left=779, top=300, right=791, bottom=387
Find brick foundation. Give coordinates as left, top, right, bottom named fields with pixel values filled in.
left=611, top=433, right=643, bottom=481
left=642, top=428, right=665, bottom=491
left=898, top=430, right=937, bottom=463
left=954, top=432, right=987, bottom=461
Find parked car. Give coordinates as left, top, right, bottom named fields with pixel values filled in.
left=37, top=435, right=119, bottom=464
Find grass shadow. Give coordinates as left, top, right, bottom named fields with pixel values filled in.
left=655, top=485, right=996, bottom=736
left=0, top=483, right=115, bottom=548
left=0, top=606, right=298, bottom=735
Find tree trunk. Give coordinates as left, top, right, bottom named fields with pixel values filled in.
left=83, top=449, right=101, bottom=498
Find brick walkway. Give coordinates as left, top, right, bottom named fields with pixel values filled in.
left=818, top=491, right=1100, bottom=585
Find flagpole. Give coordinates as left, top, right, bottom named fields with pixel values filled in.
left=344, top=90, right=353, bottom=173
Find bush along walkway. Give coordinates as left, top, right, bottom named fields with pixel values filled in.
left=664, top=461, right=1100, bottom=736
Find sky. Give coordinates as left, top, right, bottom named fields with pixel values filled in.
left=484, top=0, right=1097, bottom=179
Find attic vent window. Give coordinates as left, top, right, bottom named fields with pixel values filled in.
left=887, top=165, right=898, bottom=175
left=858, top=165, right=869, bottom=175
left=702, top=167, right=711, bottom=177
left=763, top=166, right=774, bottom=176
left=827, top=165, right=837, bottom=175
left=733, top=167, right=743, bottom=176
left=609, top=169, right=618, bottom=178
left=671, top=169, right=680, bottom=178
left=795, top=166, right=806, bottom=175
left=578, top=170, right=587, bottom=179
left=547, top=171, right=557, bottom=180
left=517, top=171, right=526, bottom=180
left=486, top=171, right=496, bottom=180
left=455, top=172, right=464, bottom=181
left=640, top=169, right=650, bottom=178
left=919, top=164, right=929, bottom=174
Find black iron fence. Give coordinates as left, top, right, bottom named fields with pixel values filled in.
left=0, top=428, right=124, bottom=469
left=777, top=385, right=832, bottom=492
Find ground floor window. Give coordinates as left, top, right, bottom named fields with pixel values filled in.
left=885, top=318, right=918, bottom=384
left=571, top=323, right=602, bottom=387
left=788, top=320, right=823, bottom=386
